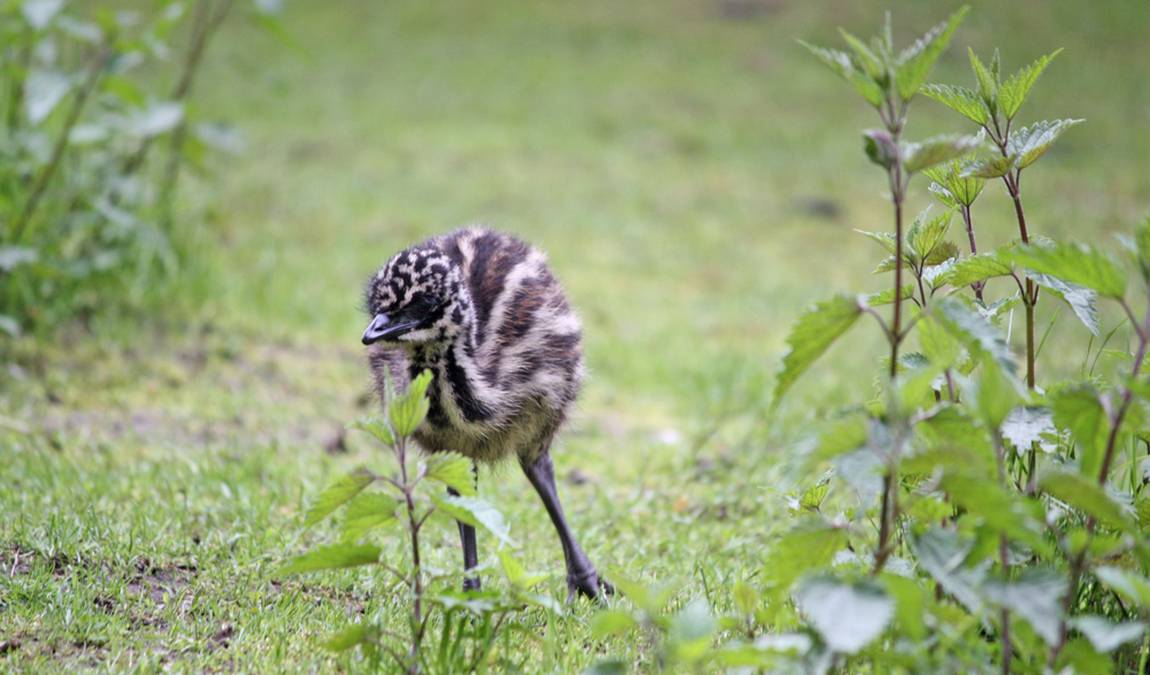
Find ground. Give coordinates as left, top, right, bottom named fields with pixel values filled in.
left=2, top=0, right=1149, bottom=670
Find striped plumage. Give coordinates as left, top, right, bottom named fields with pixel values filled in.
left=361, top=227, right=608, bottom=599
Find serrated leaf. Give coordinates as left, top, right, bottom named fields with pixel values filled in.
left=772, top=295, right=863, bottom=404
left=838, top=29, right=885, bottom=80
left=903, top=134, right=981, bottom=173
left=350, top=418, right=395, bottom=446
left=25, top=70, right=72, bottom=124
left=938, top=251, right=1013, bottom=288
left=389, top=370, right=433, bottom=436
left=862, top=284, right=915, bottom=306
left=925, top=160, right=986, bottom=206
left=922, top=83, right=989, bottom=125
left=907, top=207, right=952, bottom=263
left=763, top=520, right=847, bottom=593
left=277, top=543, right=381, bottom=576
left=431, top=493, right=515, bottom=546
left=1096, top=567, right=1150, bottom=608
left=1134, top=216, right=1150, bottom=285
left=918, top=314, right=963, bottom=367
left=1031, top=273, right=1100, bottom=335
left=323, top=622, right=378, bottom=652
left=1009, top=118, right=1084, bottom=170
left=425, top=452, right=476, bottom=496
left=934, top=296, right=1015, bottom=373
left=968, top=48, right=998, bottom=111
left=1006, top=241, right=1125, bottom=300
left=962, top=154, right=1014, bottom=179
left=497, top=548, right=547, bottom=590
left=855, top=229, right=898, bottom=255
left=794, top=577, right=893, bottom=654
left=1041, top=470, right=1136, bottom=533
left=1000, top=49, right=1062, bottom=119
left=341, top=492, right=397, bottom=542
left=800, top=42, right=885, bottom=107
left=894, top=6, right=968, bottom=101
left=912, top=527, right=988, bottom=613
left=971, top=357, right=1024, bottom=428
left=986, top=570, right=1067, bottom=646
left=1001, top=406, right=1054, bottom=452
left=305, top=468, right=375, bottom=526
left=1070, top=616, right=1147, bottom=653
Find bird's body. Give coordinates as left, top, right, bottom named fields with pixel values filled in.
left=362, top=227, right=608, bottom=600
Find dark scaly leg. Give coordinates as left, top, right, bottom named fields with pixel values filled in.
left=521, top=449, right=611, bottom=601
left=448, top=461, right=481, bottom=591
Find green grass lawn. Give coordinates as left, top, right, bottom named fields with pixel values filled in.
left=3, top=0, right=1149, bottom=670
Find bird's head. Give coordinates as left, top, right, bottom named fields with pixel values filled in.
left=362, top=245, right=470, bottom=346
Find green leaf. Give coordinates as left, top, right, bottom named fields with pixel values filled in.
left=794, top=577, right=893, bottom=654
left=590, top=609, right=638, bottom=639
left=1031, top=273, right=1100, bottom=335
left=341, top=492, right=397, bottom=542
left=912, top=527, right=988, bottom=613
left=323, top=622, right=378, bottom=652
left=968, top=48, right=998, bottom=112
left=894, top=6, right=968, bottom=101
left=305, top=468, right=375, bottom=526
left=903, top=134, right=982, bottom=173
left=425, top=452, right=476, bottom=496
left=962, top=154, right=1014, bottom=179
left=800, top=42, right=885, bottom=107
left=906, top=208, right=952, bottom=263
left=838, top=29, right=885, bottom=80
left=497, top=548, right=547, bottom=590
left=389, top=370, right=433, bottom=436
left=986, top=569, right=1067, bottom=646
left=24, top=70, right=72, bottom=124
left=854, top=229, right=898, bottom=256
left=1051, top=385, right=1108, bottom=478
left=863, top=129, right=898, bottom=169
left=430, top=493, right=515, bottom=546
left=763, top=520, right=848, bottom=592
left=1009, top=118, right=1084, bottom=170
left=1133, top=216, right=1150, bottom=285
left=863, top=284, right=915, bottom=306
left=350, top=417, right=395, bottom=447
left=922, top=83, right=989, bottom=125
left=918, top=313, right=963, bottom=367
left=924, top=160, right=985, bottom=206
left=1005, top=241, right=1126, bottom=300
left=668, top=598, right=717, bottom=662
left=1041, top=470, right=1137, bottom=533
left=938, top=251, right=1013, bottom=288
left=881, top=574, right=928, bottom=641
left=772, top=295, right=863, bottom=404
left=999, top=49, right=1062, bottom=120
left=277, top=543, right=381, bottom=576
left=934, top=296, right=1015, bottom=373
left=1070, top=616, right=1147, bottom=653
left=970, top=358, right=1024, bottom=428
left=1096, top=567, right=1150, bottom=608
left=582, top=659, right=628, bottom=675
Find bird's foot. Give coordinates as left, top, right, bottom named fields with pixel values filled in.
left=566, top=569, right=613, bottom=603
left=462, top=576, right=481, bottom=593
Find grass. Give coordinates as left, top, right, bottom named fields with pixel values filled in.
left=3, top=0, right=1149, bottom=670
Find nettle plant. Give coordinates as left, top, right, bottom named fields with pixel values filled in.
left=589, top=9, right=1150, bottom=673
left=0, top=0, right=273, bottom=337
left=278, top=372, right=560, bottom=674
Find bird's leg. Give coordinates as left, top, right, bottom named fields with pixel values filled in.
left=448, top=484, right=480, bottom=592
left=521, top=450, right=611, bottom=601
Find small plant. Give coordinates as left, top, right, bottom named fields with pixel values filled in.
left=592, top=8, right=1150, bottom=673
left=0, top=0, right=275, bottom=337
left=278, top=371, right=559, bottom=673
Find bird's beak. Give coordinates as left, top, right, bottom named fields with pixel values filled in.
left=362, top=313, right=394, bottom=345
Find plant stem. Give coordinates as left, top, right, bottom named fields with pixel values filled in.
left=397, top=435, right=424, bottom=674
left=960, top=205, right=985, bottom=302
left=890, top=176, right=905, bottom=379
left=993, top=434, right=1013, bottom=674
left=10, top=45, right=109, bottom=243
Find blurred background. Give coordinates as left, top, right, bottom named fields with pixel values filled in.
left=2, top=0, right=1148, bottom=669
